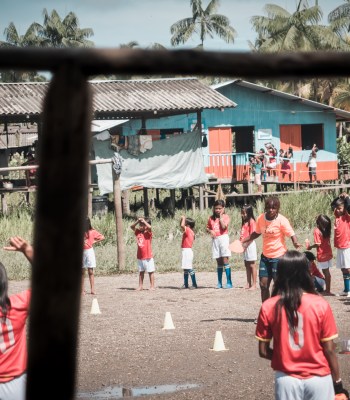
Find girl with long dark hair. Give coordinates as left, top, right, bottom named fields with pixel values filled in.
left=256, top=250, right=347, bottom=400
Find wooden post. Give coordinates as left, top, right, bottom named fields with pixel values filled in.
left=27, top=65, right=91, bottom=400
left=113, top=170, right=126, bottom=270
left=143, top=187, right=149, bottom=217
left=87, top=164, right=93, bottom=218
left=204, top=184, right=209, bottom=209
left=121, top=189, right=131, bottom=215
left=1, top=193, right=7, bottom=215
left=199, top=185, right=204, bottom=211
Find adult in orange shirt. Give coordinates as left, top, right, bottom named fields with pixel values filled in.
left=0, top=236, right=33, bottom=400
left=242, top=196, right=301, bottom=303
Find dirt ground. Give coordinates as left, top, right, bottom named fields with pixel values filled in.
left=10, top=269, right=350, bottom=399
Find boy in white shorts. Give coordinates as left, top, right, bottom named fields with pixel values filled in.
left=206, top=200, right=232, bottom=289
left=130, top=217, right=155, bottom=291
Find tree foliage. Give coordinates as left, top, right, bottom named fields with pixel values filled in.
left=250, top=0, right=344, bottom=52
left=170, top=0, right=236, bottom=48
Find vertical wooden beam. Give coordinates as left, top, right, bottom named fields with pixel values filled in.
left=113, top=171, right=126, bottom=270
left=199, top=185, right=204, bottom=211
left=87, top=164, right=93, bottom=218
left=1, top=193, right=7, bottom=215
left=143, top=187, right=149, bottom=217
left=26, top=65, right=91, bottom=400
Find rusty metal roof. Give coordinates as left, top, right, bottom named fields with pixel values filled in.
left=0, top=78, right=236, bottom=123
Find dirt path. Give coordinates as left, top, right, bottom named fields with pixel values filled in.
left=9, top=269, right=350, bottom=399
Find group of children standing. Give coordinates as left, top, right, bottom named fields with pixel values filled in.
left=84, top=191, right=350, bottom=299
left=128, top=199, right=257, bottom=291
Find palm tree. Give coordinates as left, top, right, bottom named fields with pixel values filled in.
left=39, top=9, right=94, bottom=48
left=250, top=0, right=342, bottom=52
left=0, top=22, right=45, bottom=81
left=328, top=0, right=350, bottom=37
left=170, top=0, right=236, bottom=48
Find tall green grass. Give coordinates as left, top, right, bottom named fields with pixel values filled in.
left=0, top=190, right=339, bottom=280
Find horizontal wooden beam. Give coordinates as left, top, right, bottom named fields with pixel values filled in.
left=0, top=48, right=350, bottom=78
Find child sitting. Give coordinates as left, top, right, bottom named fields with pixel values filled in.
left=304, top=251, right=325, bottom=293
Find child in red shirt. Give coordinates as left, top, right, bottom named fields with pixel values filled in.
left=332, top=193, right=350, bottom=297
left=206, top=200, right=232, bottom=289
left=304, top=251, right=325, bottom=293
left=83, top=218, right=105, bottom=295
left=240, top=204, right=257, bottom=290
left=306, top=214, right=333, bottom=294
left=1, top=236, right=34, bottom=400
left=256, top=250, right=347, bottom=399
left=131, top=217, right=155, bottom=291
left=180, top=216, right=197, bottom=289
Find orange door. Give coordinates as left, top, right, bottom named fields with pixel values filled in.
left=207, top=127, right=232, bottom=179
left=280, top=125, right=302, bottom=151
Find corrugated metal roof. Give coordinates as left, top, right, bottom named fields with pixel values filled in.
left=0, top=78, right=236, bottom=122
left=91, top=119, right=128, bottom=133
left=212, top=79, right=350, bottom=122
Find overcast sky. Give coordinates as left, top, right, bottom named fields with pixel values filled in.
left=0, top=1, right=344, bottom=51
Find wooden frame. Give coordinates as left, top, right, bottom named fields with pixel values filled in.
left=0, top=48, right=349, bottom=399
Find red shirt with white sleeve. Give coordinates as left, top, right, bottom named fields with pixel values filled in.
left=206, top=214, right=230, bottom=237
left=240, top=218, right=256, bottom=241
left=182, top=226, right=195, bottom=249
left=334, top=213, right=350, bottom=249
left=313, top=228, right=332, bottom=262
left=135, top=229, right=153, bottom=260
left=256, top=293, right=338, bottom=379
left=84, top=229, right=105, bottom=250
left=0, top=290, right=30, bottom=382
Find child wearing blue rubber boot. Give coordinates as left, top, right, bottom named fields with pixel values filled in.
left=206, top=200, right=232, bottom=289
left=180, top=215, right=197, bottom=289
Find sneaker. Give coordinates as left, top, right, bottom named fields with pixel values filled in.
left=189, top=285, right=198, bottom=290
left=180, top=285, right=189, bottom=289
left=336, top=291, right=350, bottom=297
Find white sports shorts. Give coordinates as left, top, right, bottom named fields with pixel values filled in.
left=212, top=234, right=231, bottom=259
left=0, top=373, right=26, bottom=400
left=181, top=248, right=193, bottom=269
left=275, top=371, right=334, bottom=400
left=244, top=240, right=257, bottom=262
left=336, top=247, right=350, bottom=269
left=83, top=248, right=96, bottom=269
left=318, top=260, right=332, bottom=270
left=138, top=258, right=155, bottom=273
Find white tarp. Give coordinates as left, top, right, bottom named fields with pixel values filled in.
left=92, top=131, right=208, bottom=194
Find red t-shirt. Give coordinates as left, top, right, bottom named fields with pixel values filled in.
left=0, top=290, right=30, bottom=382
left=206, top=214, right=230, bottom=237
left=313, top=228, right=332, bottom=262
left=84, top=229, right=105, bottom=250
left=181, top=226, right=194, bottom=249
left=334, top=213, right=350, bottom=249
left=309, top=261, right=325, bottom=280
left=240, top=219, right=256, bottom=241
left=256, top=293, right=338, bottom=379
left=135, top=229, right=153, bottom=260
